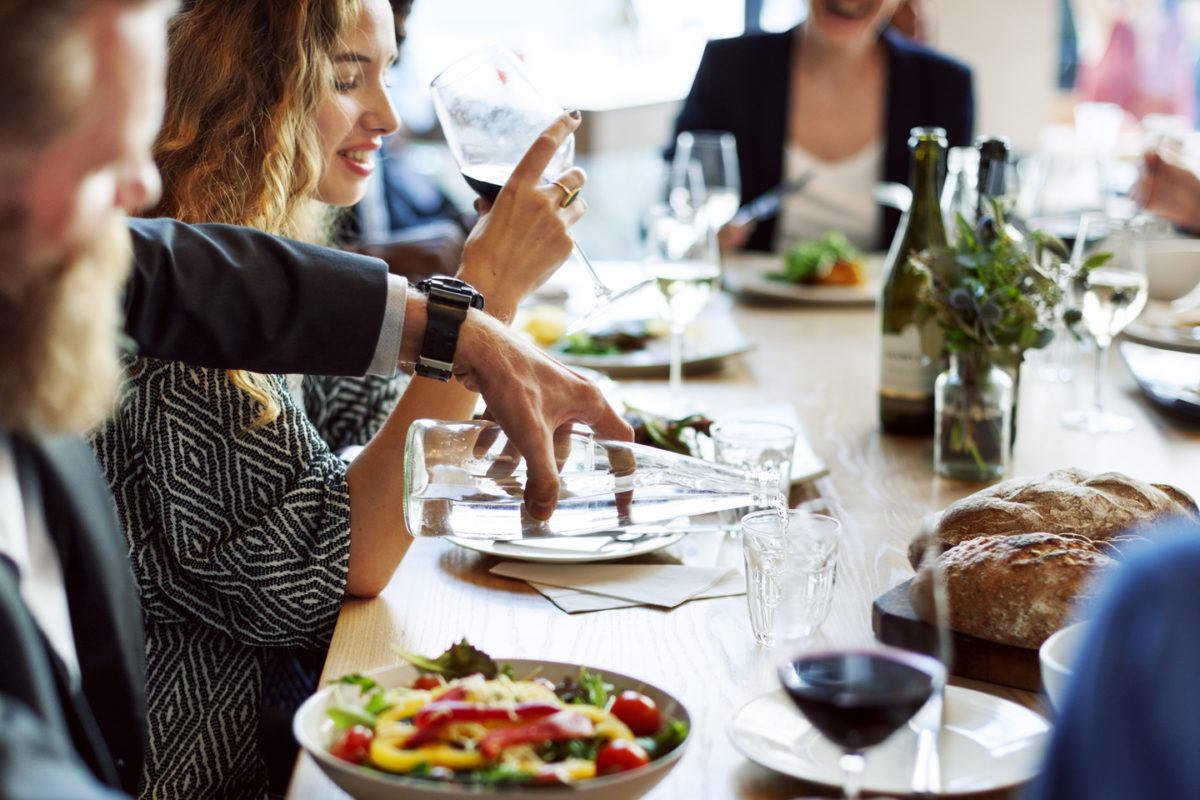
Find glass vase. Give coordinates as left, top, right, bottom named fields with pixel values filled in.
left=934, top=350, right=1012, bottom=481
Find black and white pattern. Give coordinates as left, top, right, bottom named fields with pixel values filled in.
left=91, top=357, right=405, bottom=799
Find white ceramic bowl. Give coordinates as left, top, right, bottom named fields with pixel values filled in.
left=1146, top=238, right=1200, bottom=301
left=1039, top=620, right=1090, bottom=711
left=294, top=659, right=690, bottom=800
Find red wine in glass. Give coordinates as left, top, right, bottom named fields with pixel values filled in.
left=778, top=648, right=944, bottom=798
left=461, top=165, right=515, bottom=203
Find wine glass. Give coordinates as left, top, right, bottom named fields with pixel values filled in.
left=775, top=525, right=950, bottom=799
left=1061, top=213, right=1149, bottom=433
left=673, top=131, right=740, bottom=233
left=642, top=160, right=721, bottom=414
left=429, top=44, right=650, bottom=332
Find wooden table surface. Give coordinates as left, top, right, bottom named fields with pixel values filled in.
left=288, top=295, right=1200, bottom=800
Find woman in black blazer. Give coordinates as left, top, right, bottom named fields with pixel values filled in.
left=673, top=0, right=974, bottom=253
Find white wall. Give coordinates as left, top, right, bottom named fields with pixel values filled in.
left=932, top=0, right=1062, bottom=152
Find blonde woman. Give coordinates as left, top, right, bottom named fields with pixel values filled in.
left=90, top=0, right=585, bottom=797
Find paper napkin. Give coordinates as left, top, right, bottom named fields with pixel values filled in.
left=489, top=561, right=733, bottom=609
left=527, top=568, right=746, bottom=613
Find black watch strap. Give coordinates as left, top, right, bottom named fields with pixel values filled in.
left=415, top=277, right=485, bottom=381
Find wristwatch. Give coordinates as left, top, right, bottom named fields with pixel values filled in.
left=414, top=277, right=485, bottom=381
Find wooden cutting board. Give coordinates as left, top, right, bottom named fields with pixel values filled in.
left=871, top=579, right=1043, bottom=691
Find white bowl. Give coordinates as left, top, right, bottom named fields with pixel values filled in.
left=1146, top=238, right=1200, bottom=301
left=294, top=659, right=690, bottom=800
left=1038, top=620, right=1090, bottom=711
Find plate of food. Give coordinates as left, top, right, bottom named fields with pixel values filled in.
left=295, top=641, right=690, bottom=800
left=1123, top=300, right=1200, bottom=354
left=521, top=293, right=752, bottom=378
left=729, top=685, right=1049, bottom=795
left=1119, top=340, right=1200, bottom=420
left=722, top=232, right=883, bottom=305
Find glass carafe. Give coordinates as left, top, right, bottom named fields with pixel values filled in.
left=403, top=419, right=783, bottom=539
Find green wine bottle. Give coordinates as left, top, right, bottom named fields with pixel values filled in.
left=878, top=127, right=948, bottom=435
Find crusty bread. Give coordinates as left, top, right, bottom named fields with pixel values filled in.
left=910, top=532, right=1116, bottom=648
left=907, top=468, right=1198, bottom=568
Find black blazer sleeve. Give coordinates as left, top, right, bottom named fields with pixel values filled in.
left=0, top=698, right=128, bottom=800
left=124, top=218, right=390, bottom=376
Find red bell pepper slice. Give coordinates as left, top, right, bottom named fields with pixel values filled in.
left=478, top=710, right=595, bottom=759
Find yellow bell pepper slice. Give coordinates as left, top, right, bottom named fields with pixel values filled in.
left=571, top=704, right=634, bottom=741
left=369, top=735, right=486, bottom=774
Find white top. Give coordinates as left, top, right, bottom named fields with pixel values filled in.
left=0, top=432, right=81, bottom=689
left=776, top=139, right=884, bottom=252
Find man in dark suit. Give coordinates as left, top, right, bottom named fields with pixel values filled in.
left=0, top=1, right=627, bottom=797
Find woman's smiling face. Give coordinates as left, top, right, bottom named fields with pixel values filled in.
left=806, top=0, right=902, bottom=47
left=314, top=0, right=401, bottom=208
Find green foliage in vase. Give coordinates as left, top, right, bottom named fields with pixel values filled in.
left=909, top=203, right=1105, bottom=371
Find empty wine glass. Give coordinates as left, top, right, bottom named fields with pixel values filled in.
left=776, top=526, right=950, bottom=799
left=1061, top=213, right=1149, bottom=433
left=429, top=44, right=650, bottom=332
left=643, top=160, right=720, bottom=414
left=673, top=130, right=740, bottom=232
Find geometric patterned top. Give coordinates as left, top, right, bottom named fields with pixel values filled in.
left=91, top=356, right=405, bottom=799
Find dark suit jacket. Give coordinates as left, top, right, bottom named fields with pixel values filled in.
left=125, top=218, right=391, bottom=376
left=672, top=26, right=974, bottom=251
left=1, top=434, right=144, bottom=798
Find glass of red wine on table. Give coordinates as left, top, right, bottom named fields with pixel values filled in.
left=429, top=44, right=652, bottom=333
left=777, top=532, right=950, bottom=799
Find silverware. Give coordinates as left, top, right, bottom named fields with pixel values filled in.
left=730, top=171, right=817, bottom=227
left=910, top=682, right=944, bottom=796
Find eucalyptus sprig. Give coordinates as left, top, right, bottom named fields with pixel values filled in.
left=910, top=202, right=1076, bottom=371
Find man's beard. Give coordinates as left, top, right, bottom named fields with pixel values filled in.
left=0, top=214, right=132, bottom=435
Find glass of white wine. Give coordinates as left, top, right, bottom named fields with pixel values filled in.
left=674, top=131, right=740, bottom=232
left=643, top=161, right=721, bottom=414
left=1061, top=213, right=1149, bottom=433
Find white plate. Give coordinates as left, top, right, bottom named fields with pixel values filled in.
left=728, top=685, right=1050, bottom=795
left=296, top=659, right=690, bottom=800
left=445, top=529, right=686, bottom=562
left=552, top=294, right=752, bottom=378
left=1123, top=301, right=1200, bottom=354
left=722, top=252, right=884, bottom=305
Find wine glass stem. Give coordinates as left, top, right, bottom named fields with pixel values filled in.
left=571, top=235, right=611, bottom=299
left=1092, top=339, right=1110, bottom=414
left=669, top=323, right=685, bottom=407
left=839, top=750, right=866, bottom=799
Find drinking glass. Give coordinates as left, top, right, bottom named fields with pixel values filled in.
left=429, top=45, right=650, bottom=332
left=776, top=527, right=950, bottom=800
left=643, top=161, right=721, bottom=413
left=711, top=420, right=795, bottom=528
left=673, top=131, right=740, bottom=232
left=1061, top=214, right=1149, bottom=433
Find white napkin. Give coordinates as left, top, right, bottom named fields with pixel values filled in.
left=527, top=569, right=746, bottom=613
left=489, top=561, right=734, bottom=609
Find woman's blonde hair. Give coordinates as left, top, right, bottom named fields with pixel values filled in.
left=148, top=0, right=359, bottom=427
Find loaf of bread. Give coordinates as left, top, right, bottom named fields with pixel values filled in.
left=907, top=467, right=1198, bottom=568
left=910, top=532, right=1116, bottom=648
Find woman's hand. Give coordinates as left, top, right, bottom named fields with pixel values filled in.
left=1132, top=147, right=1200, bottom=235
left=457, top=112, right=587, bottom=323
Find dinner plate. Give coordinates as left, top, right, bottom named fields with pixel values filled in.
left=552, top=293, right=753, bottom=378
left=728, top=685, right=1050, bottom=795
left=295, top=659, right=690, bottom=800
left=721, top=252, right=885, bottom=305
left=1119, top=340, right=1200, bottom=420
left=1123, top=302, right=1200, bottom=354
left=445, top=529, right=686, bottom=562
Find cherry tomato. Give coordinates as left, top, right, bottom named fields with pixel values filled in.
left=609, top=690, right=661, bottom=736
left=412, top=674, right=442, bottom=691
left=595, top=739, right=650, bottom=774
left=328, top=724, right=373, bottom=765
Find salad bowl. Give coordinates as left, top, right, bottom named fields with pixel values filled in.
left=293, top=658, right=691, bottom=800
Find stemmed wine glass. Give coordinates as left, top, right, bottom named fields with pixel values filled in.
left=776, top=529, right=950, bottom=799
left=673, top=130, right=740, bottom=233
left=1061, top=213, right=1149, bottom=433
left=642, top=160, right=720, bottom=414
left=429, top=44, right=650, bottom=332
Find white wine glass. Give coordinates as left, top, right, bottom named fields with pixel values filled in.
left=1061, top=213, right=1149, bottom=433
left=775, top=525, right=950, bottom=800
left=674, top=130, right=740, bottom=232
left=429, top=44, right=650, bottom=332
left=643, top=160, right=720, bottom=414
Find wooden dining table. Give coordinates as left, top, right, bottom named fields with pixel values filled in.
left=287, top=286, right=1200, bottom=800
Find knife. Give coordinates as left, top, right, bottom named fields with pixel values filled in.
left=910, top=682, right=944, bottom=796
left=729, top=170, right=817, bottom=227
